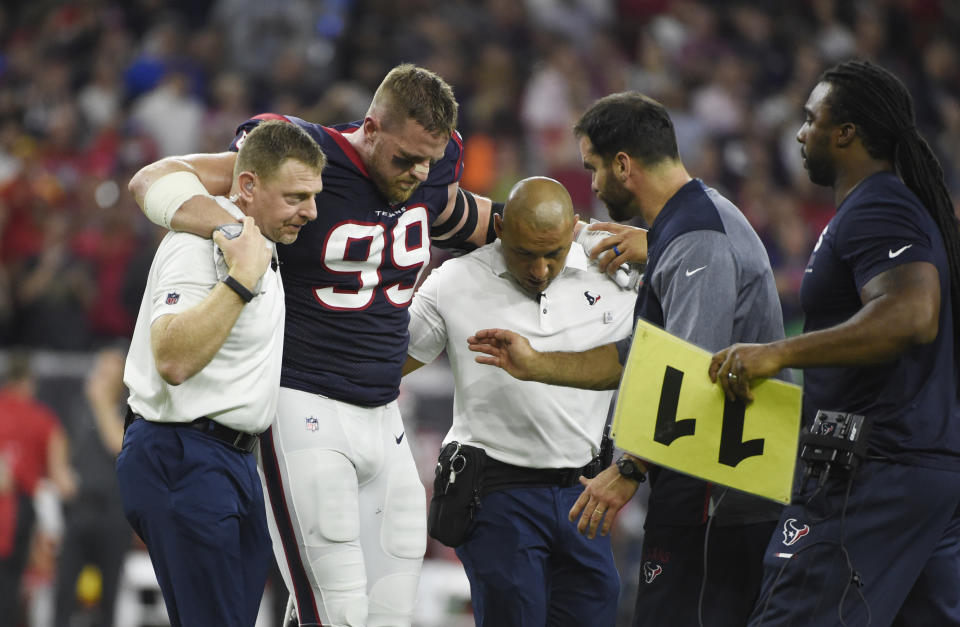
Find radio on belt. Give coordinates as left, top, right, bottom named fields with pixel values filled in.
left=799, top=410, right=872, bottom=481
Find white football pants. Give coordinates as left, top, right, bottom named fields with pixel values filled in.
left=258, top=388, right=426, bottom=627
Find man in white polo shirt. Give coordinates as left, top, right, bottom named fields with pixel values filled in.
left=403, top=177, right=636, bottom=626
left=117, top=121, right=325, bottom=627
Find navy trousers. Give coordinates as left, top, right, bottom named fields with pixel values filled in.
left=116, top=419, right=271, bottom=627
left=633, top=519, right=776, bottom=627
left=750, top=460, right=960, bottom=626
left=455, top=485, right=620, bottom=627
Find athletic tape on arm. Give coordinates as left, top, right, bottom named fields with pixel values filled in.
left=143, top=171, right=212, bottom=229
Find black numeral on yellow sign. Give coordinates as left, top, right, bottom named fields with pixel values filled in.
left=654, top=367, right=696, bottom=444
left=653, top=366, right=765, bottom=467
left=718, top=398, right=764, bottom=467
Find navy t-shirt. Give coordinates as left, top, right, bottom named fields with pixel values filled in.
left=799, top=172, right=960, bottom=470
left=230, top=114, right=466, bottom=406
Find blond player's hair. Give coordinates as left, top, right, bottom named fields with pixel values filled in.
left=370, top=64, right=458, bottom=136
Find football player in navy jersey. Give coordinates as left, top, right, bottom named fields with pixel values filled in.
left=129, top=65, right=499, bottom=627
left=711, top=60, right=960, bottom=625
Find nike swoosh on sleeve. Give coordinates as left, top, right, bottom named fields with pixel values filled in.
left=685, top=265, right=707, bottom=277
left=888, top=244, right=913, bottom=258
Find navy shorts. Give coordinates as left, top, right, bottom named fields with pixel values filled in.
left=455, top=485, right=620, bottom=627
left=749, top=460, right=960, bottom=626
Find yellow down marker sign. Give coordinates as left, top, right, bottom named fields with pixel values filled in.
left=613, top=319, right=802, bottom=504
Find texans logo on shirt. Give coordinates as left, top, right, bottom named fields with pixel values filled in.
left=782, top=518, right=810, bottom=546
left=584, top=291, right=601, bottom=306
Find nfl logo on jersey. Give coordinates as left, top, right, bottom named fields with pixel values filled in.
left=165, top=292, right=180, bottom=305
left=305, top=416, right=319, bottom=432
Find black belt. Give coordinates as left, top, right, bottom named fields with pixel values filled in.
left=124, top=407, right=259, bottom=454
left=483, top=455, right=603, bottom=493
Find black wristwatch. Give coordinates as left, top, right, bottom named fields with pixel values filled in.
left=616, top=455, right=646, bottom=483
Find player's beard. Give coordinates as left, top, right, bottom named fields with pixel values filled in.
left=599, top=176, right=636, bottom=222
left=390, top=179, right=419, bottom=203
left=372, top=170, right=419, bottom=204
left=803, top=148, right=836, bottom=188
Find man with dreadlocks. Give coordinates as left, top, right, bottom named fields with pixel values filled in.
left=710, top=59, right=960, bottom=625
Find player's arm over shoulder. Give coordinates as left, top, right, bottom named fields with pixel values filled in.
left=129, top=152, right=238, bottom=237
left=429, top=133, right=501, bottom=254
left=129, top=114, right=302, bottom=237
left=430, top=184, right=498, bottom=254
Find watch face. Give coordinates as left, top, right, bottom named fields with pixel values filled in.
left=618, top=458, right=642, bottom=481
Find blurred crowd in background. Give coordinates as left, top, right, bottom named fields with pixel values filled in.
left=0, top=0, right=959, bottom=625
left=2, top=0, right=960, bottom=349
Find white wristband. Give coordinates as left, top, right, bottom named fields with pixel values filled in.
left=142, top=171, right=211, bottom=229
